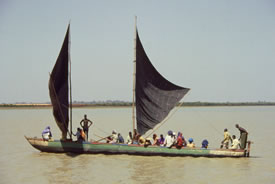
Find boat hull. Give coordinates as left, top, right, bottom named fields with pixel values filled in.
left=25, top=136, right=247, bottom=157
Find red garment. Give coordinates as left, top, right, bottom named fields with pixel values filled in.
left=177, top=136, right=183, bottom=147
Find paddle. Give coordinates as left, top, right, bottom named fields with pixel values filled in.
left=94, top=134, right=112, bottom=142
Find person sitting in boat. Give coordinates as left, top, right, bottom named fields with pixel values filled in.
left=187, top=138, right=195, bottom=148
left=164, top=130, right=174, bottom=148
left=230, top=135, right=240, bottom=149
left=73, top=128, right=86, bottom=142
left=80, top=114, right=93, bottom=141
left=178, top=132, right=187, bottom=147
left=126, top=131, right=133, bottom=144
left=109, top=130, right=118, bottom=143
left=106, top=136, right=112, bottom=143
left=201, top=139, right=209, bottom=149
left=137, top=134, right=146, bottom=145
left=235, top=124, right=248, bottom=149
left=152, top=134, right=160, bottom=146
left=172, top=132, right=177, bottom=144
left=176, top=132, right=186, bottom=149
left=132, top=129, right=139, bottom=144
left=158, top=134, right=165, bottom=146
left=42, top=126, right=52, bottom=141
left=118, top=133, right=124, bottom=143
left=144, top=138, right=152, bottom=147
left=220, top=128, right=232, bottom=149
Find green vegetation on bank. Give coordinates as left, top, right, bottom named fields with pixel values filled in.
left=1, top=101, right=275, bottom=108
left=181, top=102, right=275, bottom=106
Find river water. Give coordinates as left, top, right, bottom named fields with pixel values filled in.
left=0, top=106, right=274, bottom=184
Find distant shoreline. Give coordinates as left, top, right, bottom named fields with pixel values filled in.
left=1, top=102, right=275, bottom=108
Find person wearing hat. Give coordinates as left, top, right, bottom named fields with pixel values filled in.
left=220, top=128, right=232, bottom=149
left=109, top=130, right=118, bottom=143
left=187, top=138, right=195, bottom=148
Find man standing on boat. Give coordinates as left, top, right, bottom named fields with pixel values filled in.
left=235, top=124, right=248, bottom=149
left=220, top=128, right=232, bottom=149
left=80, top=114, right=93, bottom=141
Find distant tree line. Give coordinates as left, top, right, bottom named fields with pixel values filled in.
left=1, top=100, right=275, bottom=108
left=180, top=101, right=275, bottom=107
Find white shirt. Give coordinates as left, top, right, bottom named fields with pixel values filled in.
left=42, top=132, right=50, bottom=140
left=164, top=135, right=174, bottom=148
left=110, top=133, right=118, bottom=143
left=230, top=138, right=240, bottom=149
left=126, top=135, right=132, bottom=144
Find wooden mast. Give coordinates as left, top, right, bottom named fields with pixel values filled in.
left=132, top=16, right=137, bottom=134
left=68, top=23, right=73, bottom=140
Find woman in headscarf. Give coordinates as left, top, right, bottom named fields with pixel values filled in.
left=201, top=139, right=209, bottom=149
left=176, top=132, right=184, bottom=149
left=158, top=134, right=165, bottom=146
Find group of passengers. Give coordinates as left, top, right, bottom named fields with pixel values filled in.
left=105, top=128, right=209, bottom=149
left=41, top=113, right=247, bottom=150
left=42, top=126, right=87, bottom=142
left=73, top=115, right=93, bottom=142
left=41, top=115, right=92, bottom=142
left=220, top=124, right=248, bottom=150
left=106, top=130, right=125, bottom=144
left=105, top=123, right=248, bottom=150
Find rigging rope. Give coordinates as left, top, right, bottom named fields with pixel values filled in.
left=192, top=109, right=223, bottom=136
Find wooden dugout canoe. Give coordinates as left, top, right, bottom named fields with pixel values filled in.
left=25, top=136, right=249, bottom=158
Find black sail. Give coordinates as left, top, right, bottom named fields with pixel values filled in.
left=49, top=25, right=70, bottom=138
left=135, top=30, right=190, bottom=135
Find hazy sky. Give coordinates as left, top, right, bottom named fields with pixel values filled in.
left=1, top=0, right=275, bottom=103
